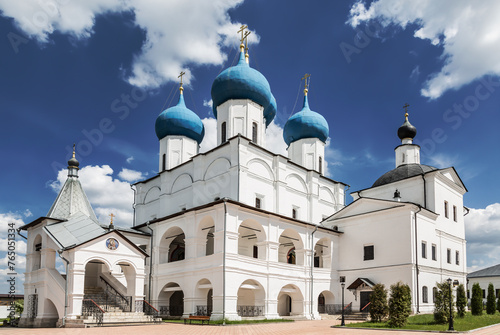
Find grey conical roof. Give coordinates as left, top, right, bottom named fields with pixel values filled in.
left=47, top=174, right=98, bottom=222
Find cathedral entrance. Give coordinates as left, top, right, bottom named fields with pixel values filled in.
left=277, top=284, right=303, bottom=317
left=83, top=259, right=135, bottom=312
left=157, top=282, right=184, bottom=318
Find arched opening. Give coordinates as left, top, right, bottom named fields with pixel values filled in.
left=319, top=156, right=323, bottom=174
left=277, top=284, right=304, bottom=317
left=42, top=298, right=59, bottom=327
left=206, top=227, right=214, bottom=256
left=195, top=279, right=213, bottom=316
left=159, top=227, right=186, bottom=263
left=158, top=282, right=184, bottom=318
left=278, top=294, right=292, bottom=316
left=318, top=290, right=335, bottom=314
left=287, top=248, right=296, bottom=264
left=83, top=259, right=133, bottom=312
left=32, top=234, right=42, bottom=271
left=314, top=238, right=331, bottom=268
left=238, top=219, right=266, bottom=260
left=237, top=279, right=265, bottom=317
left=278, top=229, right=304, bottom=265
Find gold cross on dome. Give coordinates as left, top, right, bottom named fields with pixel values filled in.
left=302, top=73, right=311, bottom=90
left=109, top=213, right=115, bottom=225
left=243, top=31, right=251, bottom=50
left=238, top=25, right=248, bottom=44
left=403, top=103, right=410, bottom=113
left=178, top=71, right=186, bottom=86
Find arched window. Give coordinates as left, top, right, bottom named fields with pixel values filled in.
left=221, top=122, right=227, bottom=143
left=252, top=122, right=258, bottom=143
left=287, top=247, right=296, bottom=264
left=318, top=156, right=323, bottom=174
left=162, top=154, right=166, bottom=171
left=422, top=286, right=428, bottom=303
left=433, top=287, right=438, bottom=302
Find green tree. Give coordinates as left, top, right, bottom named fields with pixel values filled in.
left=456, top=284, right=467, bottom=318
left=369, top=283, right=389, bottom=322
left=486, top=283, right=496, bottom=314
left=471, top=283, right=483, bottom=315
left=434, top=281, right=454, bottom=324
left=388, top=282, right=412, bottom=328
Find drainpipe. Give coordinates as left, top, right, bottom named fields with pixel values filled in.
left=310, top=225, right=318, bottom=319
left=414, top=206, right=422, bottom=313
left=16, top=228, right=28, bottom=240
left=222, top=198, right=228, bottom=325
left=58, top=249, right=70, bottom=327
left=145, top=221, right=153, bottom=302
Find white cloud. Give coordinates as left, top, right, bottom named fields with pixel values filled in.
left=50, top=165, right=135, bottom=226
left=0, top=238, right=27, bottom=254
left=465, top=203, right=500, bottom=272
left=265, top=121, right=287, bottom=156
left=0, top=0, right=255, bottom=88
left=203, top=99, right=213, bottom=109
left=199, top=117, right=218, bottom=153
left=0, top=212, right=25, bottom=234
left=126, top=156, right=134, bottom=164
left=118, top=167, right=145, bottom=183
left=427, top=153, right=459, bottom=169
left=409, top=65, right=420, bottom=82
left=348, top=0, right=500, bottom=99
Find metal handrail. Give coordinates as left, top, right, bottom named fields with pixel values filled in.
left=82, top=299, right=104, bottom=326
left=99, top=276, right=132, bottom=312
left=361, top=301, right=371, bottom=311
left=142, top=300, right=159, bottom=321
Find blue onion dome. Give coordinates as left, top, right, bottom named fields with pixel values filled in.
left=211, top=50, right=276, bottom=126
left=283, top=93, right=329, bottom=146
left=155, top=92, right=205, bottom=143
left=398, top=113, right=417, bottom=140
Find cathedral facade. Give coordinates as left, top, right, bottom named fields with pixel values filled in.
left=18, top=33, right=467, bottom=327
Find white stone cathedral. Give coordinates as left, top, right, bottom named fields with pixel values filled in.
left=18, top=34, right=467, bottom=327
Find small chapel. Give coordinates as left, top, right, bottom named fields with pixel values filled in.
left=18, top=27, right=468, bottom=327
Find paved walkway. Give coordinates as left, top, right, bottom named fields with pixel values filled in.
left=2, top=320, right=500, bottom=335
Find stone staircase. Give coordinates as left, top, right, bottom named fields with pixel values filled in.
left=65, top=287, right=162, bottom=327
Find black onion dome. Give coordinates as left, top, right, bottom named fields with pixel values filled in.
left=372, top=163, right=437, bottom=187
left=68, top=156, right=79, bottom=168
left=397, top=114, right=417, bottom=140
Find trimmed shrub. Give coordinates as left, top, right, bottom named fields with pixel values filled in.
left=486, top=283, right=496, bottom=314
left=388, top=282, right=412, bottom=328
left=369, top=283, right=388, bottom=322
left=434, top=281, right=454, bottom=324
left=456, top=284, right=467, bottom=318
left=471, top=283, right=483, bottom=315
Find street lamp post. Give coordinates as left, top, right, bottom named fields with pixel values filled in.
left=447, top=278, right=454, bottom=331
left=340, top=277, right=346, bottom=326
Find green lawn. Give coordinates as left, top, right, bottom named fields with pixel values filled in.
left=346, top=312, right=500, bottom=331
left=165, top=318, right=294, bottom=325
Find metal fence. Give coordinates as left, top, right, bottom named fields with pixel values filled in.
left=237, top=305, right=265, bottom=317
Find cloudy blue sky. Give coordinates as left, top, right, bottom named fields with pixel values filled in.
left=1, top=0, right=500, bottom=293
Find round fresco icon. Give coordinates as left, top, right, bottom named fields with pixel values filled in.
left=106, top=238, right=119, bottom=250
